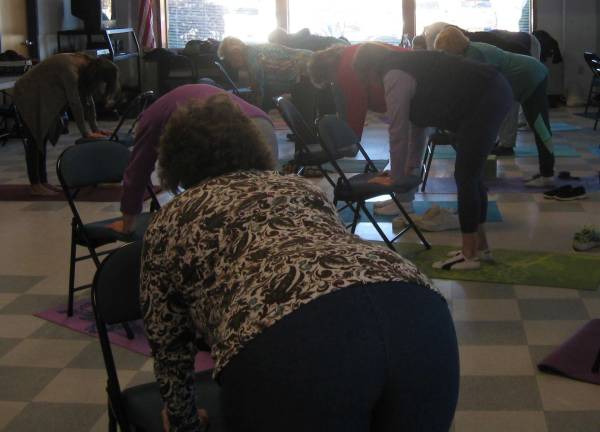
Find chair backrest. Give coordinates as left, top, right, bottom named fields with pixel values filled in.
left=93, top=241, right=143, bottom=325
left=57, top=140, right=131, bottom=189
left=317, top=115, right=361, bottom=158
left=275, top=96, right=320, bottom=147
left=584, top=52, right=600, bottom=78
left=214, top=60, right=241, bottom=96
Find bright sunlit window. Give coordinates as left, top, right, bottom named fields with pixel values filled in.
left=416, top=0, right=531, bottom=35
left=288, top=0, right=405, bottom=44
left=167, top=0, right=276, bottom=48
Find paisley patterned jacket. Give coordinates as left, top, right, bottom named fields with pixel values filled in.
left=140, top=170, right=436, bottom=431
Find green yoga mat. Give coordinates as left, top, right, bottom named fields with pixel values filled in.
left=395, top=244, right=600, bottom=291
left=433, top=144, right=580, bottom=159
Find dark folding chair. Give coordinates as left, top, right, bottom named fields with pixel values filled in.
left=92, top=241, right=224, bottom=432
left=213, top=60, right=253, bottom=100
left=108, top=90, right=157, bottom=148
left=317, top=115, right=431, bottom=251
left=274, top=96, right=359, bottom=188
left=56, top=140, right=158, bottom=317
left=420, top=129, right=456, bottom=192
left=583, top=52, right=600, bottom=130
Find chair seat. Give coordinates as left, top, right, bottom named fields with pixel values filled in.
left=430, top=130, right=456, bottom=146
left=335, top=173, right=421, bottom=201
left=295, top=143, right=333, bottom=166
left=122, top=371, right=225, bottom=432
left=76, top=212, right=153, bottom=247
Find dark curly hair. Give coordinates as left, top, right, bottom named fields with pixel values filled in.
left=158, top=93, right=276, bottom=193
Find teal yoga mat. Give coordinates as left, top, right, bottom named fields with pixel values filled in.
left=338, top=200, right=503, bottom=225
left=433, top=144, right=579, bottom=159
left=551, top=122, right=583, bottom=132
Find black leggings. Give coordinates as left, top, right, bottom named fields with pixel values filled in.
left=454, top=74, right=513, bottom=233
left=522, top=77, right=554, bottom=177
left=24, top=138, right=48, bottom=185
left=219, top=282, right=459, bottom=432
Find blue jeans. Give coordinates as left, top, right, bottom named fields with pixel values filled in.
left=219, top=281, right=459, bottom=432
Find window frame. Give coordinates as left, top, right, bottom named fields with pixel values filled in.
left=156, top=0, right=536, bottom=48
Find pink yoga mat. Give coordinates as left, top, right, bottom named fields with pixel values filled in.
left=538, top=319, right=600, bottom=385
left=35, top=299, right=215, bottom=372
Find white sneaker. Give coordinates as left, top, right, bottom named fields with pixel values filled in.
left=447, top=249, right=494, bottom=262
left=374, top=200, right=414, bottom=216
left=374, top=199, right=393, bottom=209
left=417, top=206, right=459, bottom=232
left=433, top=252, right=481, bottom=270
left=525, top=174, right=555, bottom=188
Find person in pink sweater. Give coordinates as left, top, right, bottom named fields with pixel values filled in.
left=110, top=84, right=275, bottom=233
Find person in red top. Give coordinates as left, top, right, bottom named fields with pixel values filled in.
left=308, top=43, right=420, bottom=215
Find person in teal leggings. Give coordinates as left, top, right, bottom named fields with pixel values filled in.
left=435, top=26, right=554, bottom=188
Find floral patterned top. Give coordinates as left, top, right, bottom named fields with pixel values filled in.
left=140, top=170, right=435, bottom=431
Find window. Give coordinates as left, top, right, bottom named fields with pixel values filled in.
left=288, top=0, right=405, bottom=44
left=416, top=0, right=532, bottom=35
left=166, top=0, right=276, bottom=48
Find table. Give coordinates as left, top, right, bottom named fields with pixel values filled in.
left=0, top=76, right=18, bottom=91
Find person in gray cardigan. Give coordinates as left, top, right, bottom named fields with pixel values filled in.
left=13, top=53, right=119, bottom=195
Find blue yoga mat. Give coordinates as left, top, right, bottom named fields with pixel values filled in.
left=590, top=146, right=600, bottom=157
left=433, top=144, right=579, bottom=159
left=338, top=200, right=503, bottom=225
left=551, top=122, right=583, bottom=132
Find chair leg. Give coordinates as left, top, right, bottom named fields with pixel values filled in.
left=595, top=105, right=600, bottom=131
left=68, top=222, right=77, bottom=317
left=358, top=201, right=395, bottom=251
left=350, top=202, right=360, bottom=234
left=123, top=322, right=135, bottom=340
left=108, top=406, right=118, bottom=432
left=391, top=195, right=431, bottom=250
left=421, top=143, right=435, bottom=192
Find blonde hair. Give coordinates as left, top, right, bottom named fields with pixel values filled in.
left=352, top=42, right=394, bottom=82
left=217, top=36, right=246, bottom=61
left=434, top=26, right=470, bottom=55
left=307, top=45, right=346, bottom=88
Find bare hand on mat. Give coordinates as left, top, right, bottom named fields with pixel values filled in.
left=161, top=407, right=209, bottom=431
left=84, top=131, right=106, bottom=139
left=368, top=171, right=393, bottom=186
left=107, top=215, right=136, bottom=234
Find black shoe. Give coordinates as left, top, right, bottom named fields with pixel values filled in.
left=491, top=146, right=515, bottom=157
left=555, top=186, right=587, bottom=201
left=543, top=185, right=572, bottom=199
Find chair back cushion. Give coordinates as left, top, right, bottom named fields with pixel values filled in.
left=57, top=140, right=131, bottom=189
left=93, top=241, right=143, bottom=325
left=317, top=115, right=360, bottom=158
left=275, top=97, right=320, bottom=147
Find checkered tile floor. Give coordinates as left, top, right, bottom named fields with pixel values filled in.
left=1, top=109, right=600, bottom=431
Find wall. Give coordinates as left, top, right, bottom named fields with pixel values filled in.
left=537, top=0, right=599, bottom=103
left=37, top=0, right=81, bottom=58
left=0, top=0, right=28, bottom=56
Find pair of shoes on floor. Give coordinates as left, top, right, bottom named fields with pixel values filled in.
left=392, top=204, right=459, bottom=232
left=374, top=199, right=414, bottom=216
left=543, top=185, right=587, bottom=201
left=573, top=226, right=600, bottom=251
left=525, top=174, right=555, bottom=188
left=490, top=146, right=515, bottom=157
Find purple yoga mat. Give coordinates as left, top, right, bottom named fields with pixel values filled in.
left=35, top=299, right=215, bottom=372
left=424, top=176, right=600, bottom=194
left=538, top=319, right=600, bottom=385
